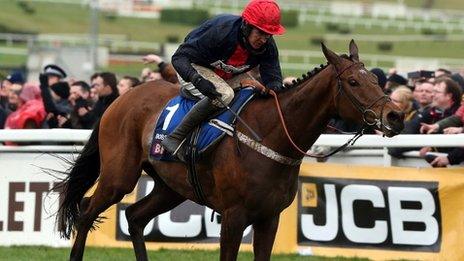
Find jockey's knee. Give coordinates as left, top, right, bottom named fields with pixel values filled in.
left=220, top=87, right=234, bottom=106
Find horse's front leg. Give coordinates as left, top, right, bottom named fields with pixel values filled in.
left=220, top=207, right=248, bottom=261
left=252, top=215, right=280, bottom=261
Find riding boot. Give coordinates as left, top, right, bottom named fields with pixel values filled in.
left=162, top=98, right=220, bottom=159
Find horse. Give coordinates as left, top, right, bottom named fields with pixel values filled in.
left=56, top=40, right=404, bottom=261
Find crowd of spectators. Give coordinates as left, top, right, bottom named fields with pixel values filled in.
left=366, top=67, right=464, bottom=168
left=0, top=54, right=174, bottom=132
left=1, top=54, right=464, bottom=167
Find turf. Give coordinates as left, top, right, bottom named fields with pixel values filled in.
left=0, top=246, right=369, bottom=261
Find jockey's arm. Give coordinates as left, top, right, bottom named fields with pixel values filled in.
left=171, top=51, right=199, bottom=83
left=258, top=39, right=284, bottom=91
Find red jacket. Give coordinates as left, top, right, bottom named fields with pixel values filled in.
left=5, top=99, right=46, bottom=129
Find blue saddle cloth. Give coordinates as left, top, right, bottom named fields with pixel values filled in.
left=150, top=88, right=255, bottom=161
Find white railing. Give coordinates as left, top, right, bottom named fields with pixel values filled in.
left=1, top=129, right=463, bottom=167
left=1, top=130, right=463, bottom=147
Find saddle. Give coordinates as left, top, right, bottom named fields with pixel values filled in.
left=149, top=87, right=255, bottom=162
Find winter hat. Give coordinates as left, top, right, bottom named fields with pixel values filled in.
left=19, top=83, right=41, bottom=102
left=370, top=68, right=387, bottom=90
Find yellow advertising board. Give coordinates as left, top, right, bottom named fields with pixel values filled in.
left=87, top=163, right=464, bottom=260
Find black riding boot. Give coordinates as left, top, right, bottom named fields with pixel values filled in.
left=162, top=97, right=220, bottom=159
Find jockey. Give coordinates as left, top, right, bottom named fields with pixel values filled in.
left=162, top=0, right=286, bottom=157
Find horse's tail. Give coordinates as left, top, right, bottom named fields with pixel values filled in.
left=57, top=121, right=101, bottom=239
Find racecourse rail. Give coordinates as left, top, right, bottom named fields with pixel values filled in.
left=1, top=129, right=463, bottom=167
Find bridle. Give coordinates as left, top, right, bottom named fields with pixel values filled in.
left=334, top=62, right=392, bottom=133
left=269, top=61, right=394, bottom=159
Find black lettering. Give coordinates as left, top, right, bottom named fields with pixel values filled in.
left=8, top=182, right=25, bottom=231
left=30, top=182, right=50, bottom=231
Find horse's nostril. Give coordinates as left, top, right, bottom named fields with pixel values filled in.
left=387, top=111, right=404, bottom=124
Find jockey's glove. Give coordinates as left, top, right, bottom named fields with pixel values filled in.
left=240, top=79, right=269, bottom=97
left=191, top=74, right=222, bottom=100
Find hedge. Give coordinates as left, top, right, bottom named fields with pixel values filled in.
left=160, top=8, right=209, bottom=25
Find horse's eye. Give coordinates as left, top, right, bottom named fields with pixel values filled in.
left=348, top=79, right=358, bottom=86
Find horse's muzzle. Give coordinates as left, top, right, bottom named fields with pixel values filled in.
left=383, top=110, right=404, bottom=137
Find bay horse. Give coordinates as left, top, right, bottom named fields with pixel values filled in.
left=57, top=40, right=404, bottom=261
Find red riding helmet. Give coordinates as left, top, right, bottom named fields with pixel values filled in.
left=242, top=0, right=286, bottom=35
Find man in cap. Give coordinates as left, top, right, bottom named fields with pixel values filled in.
left=43, top=64, right=67, bottom=86
left=3, top=71, right=25, bottom=88
left=39, top=65, right=72, bottom=128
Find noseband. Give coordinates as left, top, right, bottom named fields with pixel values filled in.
left=334, top=62, right=392, bottom=132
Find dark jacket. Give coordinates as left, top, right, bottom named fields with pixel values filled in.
left=0, top=107, right=7, bottom=129
left=80, top=93, right=118, bottom=128
left=447, top=147, right=464, bottom=165
left=172, top=14, right=283, bottom=90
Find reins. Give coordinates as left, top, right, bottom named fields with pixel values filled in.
left=267, top=62, right=390, bottom=159
left=268, top=89, right=363, bottom=159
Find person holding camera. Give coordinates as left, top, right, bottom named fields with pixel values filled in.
left=76, top=72, right=119, bottom=128
left=67, top=81, right=95, bottom=129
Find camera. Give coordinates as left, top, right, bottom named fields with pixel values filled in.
left=75, top=97, right=89, bottom=109
left=407, top=70, right=435, bottom=79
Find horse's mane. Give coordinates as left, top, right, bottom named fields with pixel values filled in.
left=283, top=54, right=353, bottom=90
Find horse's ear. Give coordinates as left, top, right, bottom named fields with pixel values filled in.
left=321, top=42, right=342, bottom=71
left=349, top=39, right=359, bottom=62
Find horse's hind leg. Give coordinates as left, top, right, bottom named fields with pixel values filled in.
left=252, top=215, right=280, bottom=261
left=220, top=207, right=249, bottom=261
left=70, top=150, right=143, bottom=260
left=125, top=165, right=185, bottom=261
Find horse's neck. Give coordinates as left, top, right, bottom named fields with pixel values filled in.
left=270, top=68, right=336, bottom=158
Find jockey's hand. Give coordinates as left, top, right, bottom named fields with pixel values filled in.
left=192, top=74, right=221, bottom=100
left=240, top=79, right=269, bottom=96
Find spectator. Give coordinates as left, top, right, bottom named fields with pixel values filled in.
left=67, top=81, right=94, bottom=129
left=388, top=77, right=461, bottom=158
left=117, top=76, right=141, bottom=95
left=390, top=86, right=416, bottom=121
left=89, top=85, right=99, bottom=104
left=142, top=54, right=179, bottom=84
left=140, top=67, right=159, bottom=82
left=426, top=148, right=464, bottom=168
left=385, top=73, right=408, bottom=94
left=451, top=73, right=464, bottom=91
left=370, top=68, right=387, bottom=91
left=4, top=83, right=46, bottom=129
left=435, top=68, right=452, bottom=78
left=1, top=72, right=24, bottom=113
left=413, top=79, right=434, bottom=112
left=39, top=73, right=72, bottom=128
left=79, top=72, right=119, bottom=127
left=283, top=76, right=297, bottom=87
left=420, top=93, right=464, bottom=135
left=2, top=71, right=24, bottom=90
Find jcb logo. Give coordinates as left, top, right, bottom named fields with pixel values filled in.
left=298, top=177, right=441, bottom=252
left=115, top=176, right=252, bottom=243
